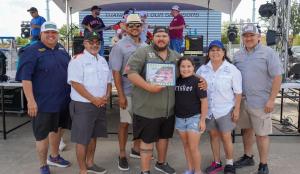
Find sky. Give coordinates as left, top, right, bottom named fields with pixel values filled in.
left=0, top=0, right=269, bottom=37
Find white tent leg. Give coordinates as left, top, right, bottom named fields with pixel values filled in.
left=65, top=0, right=70, bottom=54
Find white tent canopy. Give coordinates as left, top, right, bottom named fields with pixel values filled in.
left=52, top=0, right=241, bottom=14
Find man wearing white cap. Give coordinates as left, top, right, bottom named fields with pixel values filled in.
left=16, top=21, right=71, bottom=174
left=233, top=24, right=283, bottom=174
left=169, top=5, right=185, bottom=53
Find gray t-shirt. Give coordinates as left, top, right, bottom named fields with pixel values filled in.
left=233, top=43, right=283, bottom=109
left=109, top=36, right=147, bottom=96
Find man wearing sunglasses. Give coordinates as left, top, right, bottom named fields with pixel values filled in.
left=68, top=31, right=112, bottom=174
left=27, top=7, right=46, bottom=41
left=109, top=14, right=147, bottom=171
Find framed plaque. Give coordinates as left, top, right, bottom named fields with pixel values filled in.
left=146, top=63, right=176, bottom=86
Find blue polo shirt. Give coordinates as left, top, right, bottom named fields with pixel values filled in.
left=16, top=41, right=71, bottom=113
left=30, top=16, right=46, bottom=37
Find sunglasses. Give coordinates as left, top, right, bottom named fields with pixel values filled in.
left=87, top=40, right=100, bottom=45
left=127, top=23, right=142, bottom=28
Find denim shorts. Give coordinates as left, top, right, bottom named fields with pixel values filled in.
left=175, top=114, right=200, bottom=133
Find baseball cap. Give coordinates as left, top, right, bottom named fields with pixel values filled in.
left=171, top=5, right=180, bottom=11
left=153, top=26, right=169, bottom=35
left=41, top=22, right=58, bottom=32
left=27, top=7, right=38, bottom=12
left=208, top=40, right=225, bottom=50
left=242, top=24, right=260, bottom=35
left=91, top=5, right=101, bottom=11
left=126, top=14, right=142, bottom=24
left=84, top=31, right=100, bottom=41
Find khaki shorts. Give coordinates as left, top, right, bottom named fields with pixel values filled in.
left=119, top=96, right=133, bottom=124
left=237, top=99, right=272, bottom=136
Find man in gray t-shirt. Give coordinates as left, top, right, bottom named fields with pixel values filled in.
left=233, top=24, right=283, bottom=174
left=109, top=14, right=147, bottom=171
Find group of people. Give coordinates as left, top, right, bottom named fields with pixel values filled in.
left=18, top=4, right=283, bottom=174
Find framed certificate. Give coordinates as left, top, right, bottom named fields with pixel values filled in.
left=146, top=63, right=176, bottom=86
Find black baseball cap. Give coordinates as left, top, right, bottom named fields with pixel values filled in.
left=27, top=7, right=38, bottom=12
left=84, top=31, right=101, bottom=41
left=91, top=5, right=101, bottom=11
left=153, top=26, right=169, bottom=35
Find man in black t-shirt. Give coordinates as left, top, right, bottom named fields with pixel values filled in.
left=82, top=5, right=106, bottom=56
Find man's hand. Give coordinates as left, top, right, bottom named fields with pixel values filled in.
left=27, top=100, right=38, bottom=117
left=118, top=95, right=127, bottom=109
left=146, top=84, right=165, bottom=93
left=231, top=107, right=240, bottom=122
left=91, top=97, right=107, bottom=108
left=264, top=99, right=275, bottom=113
left=198, top=76, right=207, bottom=90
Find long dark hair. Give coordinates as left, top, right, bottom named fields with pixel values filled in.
left=204, top=47, right=232, bottom=64
left=177, top=56, right=195, bottom=78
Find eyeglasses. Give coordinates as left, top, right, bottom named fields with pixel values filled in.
left=127, top=23, right=142, bottom=28
left=87, top=40, right=100, bottom=45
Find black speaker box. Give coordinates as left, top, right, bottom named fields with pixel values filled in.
left=73, top=36, right=84, bottom=55
left=184, top=35, right=203, bottom=56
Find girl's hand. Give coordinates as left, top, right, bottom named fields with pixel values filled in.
left=198, top=120, right=206, bottom=133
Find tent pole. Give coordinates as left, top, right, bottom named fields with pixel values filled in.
left=229, top=0, right=233, bottom=57
left=65, top=0, right=70, bottom=54
left=206, top=0, right=210, bottom=53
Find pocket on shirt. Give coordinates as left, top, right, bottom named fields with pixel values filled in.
left=84, top=67, right=97, bottom=86
left=216, top=75, right=231, bottom=89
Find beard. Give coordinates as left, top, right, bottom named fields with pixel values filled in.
left=153, top=43, right=168, bottom=51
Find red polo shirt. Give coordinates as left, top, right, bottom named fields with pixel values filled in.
left=169, top=14, right=185, bottom=39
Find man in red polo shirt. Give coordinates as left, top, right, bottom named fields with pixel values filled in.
left=169, top=5, right=185, bottom=53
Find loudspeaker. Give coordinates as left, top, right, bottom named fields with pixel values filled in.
left=191, top=56, right=206, bottom=71
left=0, top=50, right=8, bottom=82
left=73, top=36, right=84, bottom=55
left=184, top=35, right=203, bottom=56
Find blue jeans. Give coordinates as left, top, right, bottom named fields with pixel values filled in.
left=170, top=39, right=183, bottom=53
left=99, top=40, right=105, bottom=56
left=175, top=114, right=201, bottom=133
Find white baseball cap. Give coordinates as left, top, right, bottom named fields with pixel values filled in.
left=41, top=21, right=58, bottom=32
left=171, top=5, right=180, bottom=11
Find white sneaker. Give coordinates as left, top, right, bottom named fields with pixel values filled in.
left=59, top=139, right=66, bottom=151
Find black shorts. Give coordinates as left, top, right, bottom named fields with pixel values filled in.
left=32, top=112, right=60, bottom=141
left=59, top=106, right=72, bottom=130
left=133, top=114, right=175, bottom=144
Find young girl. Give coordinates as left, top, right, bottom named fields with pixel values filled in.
left=175, top=56, right=208, bottom=174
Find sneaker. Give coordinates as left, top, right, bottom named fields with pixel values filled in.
left=257, top=163, right=269, bottom=174
left=141, top=171, right=151, bottom=174
left=130, top=148, right=154, bottom=159
left=118, top=157, right=129, bottom=171
left=154, top=162, right=176, bottom=174
left=59, top=139, right=66, bottom=151
left=224, top=164, right=235, bottom=174
left=129, top=148, right=141, bottom=159
left=47, top=155, right=70, bottom=168
left=183, top=170, right=194, bottom=174
left=40, top=165, right=50, bottom=174
left=205, top=161, right=224, bottom=174
left=87, top=164, right=107, bottom=174
left=233, top=154, right=255, bottom=168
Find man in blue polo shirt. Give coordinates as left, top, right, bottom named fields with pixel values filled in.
left=16, top=21, right=71, bottom=174
left=27, top=7, right=46, bottom=41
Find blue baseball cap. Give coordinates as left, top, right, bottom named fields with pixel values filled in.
left=208, top=40, right=224, bottom=50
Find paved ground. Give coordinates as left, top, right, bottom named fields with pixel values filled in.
left=0, top=98, right=299, bottom=174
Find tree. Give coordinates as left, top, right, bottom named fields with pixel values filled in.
left=58, top=24, right=80, bottom=39
left=15, top=37, right=29, bottom=46
left=290, top=1, right=300, bottom=36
